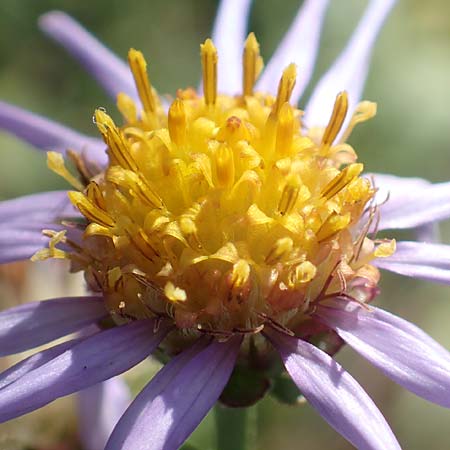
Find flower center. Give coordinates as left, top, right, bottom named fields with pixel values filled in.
left=37, top=34, right=394, bottom=335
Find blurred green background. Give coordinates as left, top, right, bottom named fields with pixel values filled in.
left=1, top=0, right=450, bottom=449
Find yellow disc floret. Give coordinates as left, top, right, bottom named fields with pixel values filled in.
left=39, top=35, right=394, bottom=334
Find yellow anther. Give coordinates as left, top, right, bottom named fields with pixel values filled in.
left=200, top=39, right=218, bottom=106
left=68, top=191, right=115, bottom=228
left=215, top=145, right=235, bottom=188
left=321, top=163, right=363, bottom=200
left=265, top=237, right=294, bottom=264
left=243, top=32, right=263, bottom=96
left=164, top=281, right=187, bottom=302
left=128, top=49, right=158, bottom=118
left=231, top=259, right=251, bottom=287
left=47, top=152, right=84, bottom=191
left=339, top=101, right=377, bottom=144
left=94, top=109, right=138, bottom=172
left=168, top=99, right=187, bottom=147
left=275, top=103, right=295, bottom=156
left=321, top=91, right=349, bottom=149
left=86, top=181, right=106, bottom=210
left=273, top=64, right=297, bottom=115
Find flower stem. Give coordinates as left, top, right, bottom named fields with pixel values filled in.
left=215, top=404, right=257, bottom=450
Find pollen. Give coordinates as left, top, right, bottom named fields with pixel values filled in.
left=43, top=33, right=391, bottom=333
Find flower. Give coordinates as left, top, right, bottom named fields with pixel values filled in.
left=1, top=1, right=450, bottom=449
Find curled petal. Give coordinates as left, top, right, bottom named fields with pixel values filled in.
left=78, top=377, right=131, bottom=450
left=316, top=301, right=450, bottom=408
left=305, top=0, right=396, bottom=127
left=0, top=296, right=106, bottom=356
left=256, top=0, right=329, bottom=102
left=209, top=0, right=252, bottom=94
left=106, top=336, right=242, bottom=450
left=0, top=100, right=106, bottom=165
left=0, top=319, right=170, bottom=423
left=266, top=328, right=400, bottom=450
left=39, top=11, right=138, bottom=101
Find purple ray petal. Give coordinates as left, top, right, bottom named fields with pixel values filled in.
left=0, top=296, right=107, bottom=356
left=0, top=191, right=73, bottom=225
left=0, top=319, right=170, bottom=423
left=316, top=300, right=450, bottom=408
left=370, top=174, right=450, bottom=230
left=414, top=223, right=440, bottom=243
left=78, top=376, right=131, bottom=450
left=375, top=261, right=450, bottom=285
left=265, top=328, right=401, bottom=450
left=305, top=0, right=397, bottom=128
left=0, top=191, right=79, bottom=263
left=106, top=336, right=242, bottom=450
left=0, top=338, right=80, bottom=390
left=0, top=100, right=106, bottom=165
left=208, top=0, right=252, bottom=95
left=256, top=0, right=329, bottom=102
left=39, top=11, right=138, bottom=101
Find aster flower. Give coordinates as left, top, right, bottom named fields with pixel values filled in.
left=1, top=1, right=450, bottom=449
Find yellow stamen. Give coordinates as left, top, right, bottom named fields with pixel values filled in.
left=265, top=237, right=294, bottom=264
left=94, top=109, right=138, bottom=172
left=106, top=166, right=164, bottom=209
left=128, top=49, right=158, bottom=119
left=321, top=91, right=349, bottom=150
left=273, top=64, right=297, bottom=115
left=275, top=102, right=295, bottom=155
left=68, top=191, right=115, bottom=228
left=86, top=181, right=106, bottom=210
left=243, top=32, right=263, bottom=96
left=214, top=144, right=235, bottom=188
left=200, top=39, right=218, bottom=106
left=231, top=259, right=251, bottom=287
left=321, top=163, right=363, bottom=200
left=47, top=152, right=84, bottom=191
left=168, top=99, right=187, bottom=147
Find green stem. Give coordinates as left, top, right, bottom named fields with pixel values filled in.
left=215, top=405, right=257, bottom=450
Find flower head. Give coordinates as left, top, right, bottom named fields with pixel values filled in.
left=1, top=1, right=450, bottom=450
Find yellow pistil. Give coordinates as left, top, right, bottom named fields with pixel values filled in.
left=201, top=38, right=218, bottom=106
left=243, top=32, right=264, bottom=96
left=41, top=35, right=391, bottom=335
